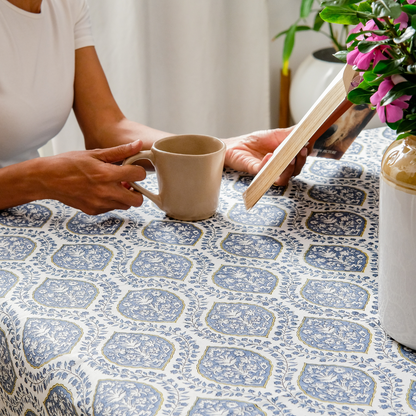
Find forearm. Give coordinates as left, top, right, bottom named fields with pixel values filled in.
left=0, top=158, right=49, bottom=210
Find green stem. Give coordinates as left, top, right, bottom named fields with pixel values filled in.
left=329, top=23, right=343, bottom=51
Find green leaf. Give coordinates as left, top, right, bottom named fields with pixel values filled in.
left=403, top=5, right=416, bottom=15
left=372, top=0, right=402, bottom=19
left=313, top=12, right=325, bottom=31
left=396, top=118, right=416, bottom=133
left=363, top=71, right=383, bottom=84
left=373, top=57, right=406, bottom=74
left=301, top=0, right=315, bottom=18
left=347, top=88, right=373, bottom=104
left=386, top=120, right=401, bottom=130
left=321, top=0, right=362, bottom=6
left=320, top=6, right=360, bottom=24
left=333, top=50, right=348, bottom=62
left=357, top=39, right=390, bottom=53
left=357, top=1, right=372, bottom=13
left=346, top=29, right=388, bottom=43
left=394, top=26, right=416, bottom=43
left=273, top=25, right=311, bottom=41
left=397, top=132, right=413, bottom=139
left=407, top=63, right=416, bottom=73
left=282, top=23, right=297, bottom=67
left=380, top=82, right=416, bottom=106
left=412, top=14, right=416, bottom=30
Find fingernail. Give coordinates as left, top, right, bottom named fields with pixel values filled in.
left=301, top=148, right=308, bottom=156
left=290, top=158, right=295, bottom=165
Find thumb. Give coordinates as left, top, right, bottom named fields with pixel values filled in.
left=96, top=140, right=143, bottom=164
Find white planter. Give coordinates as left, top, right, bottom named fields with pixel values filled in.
left=379, top=137, right=416, bottom=348
left=290, top=48, right=383, bottom=129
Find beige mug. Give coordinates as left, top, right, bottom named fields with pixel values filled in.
left=123, top=134, right=226, bottom=221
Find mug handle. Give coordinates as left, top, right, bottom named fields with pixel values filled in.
left=122, top=151, right=162, bottom=208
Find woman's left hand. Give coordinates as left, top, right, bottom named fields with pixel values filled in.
left=223, top=127, right=310, bottom=186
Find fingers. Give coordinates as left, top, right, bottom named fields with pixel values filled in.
left=95, top=140, right=143, bottom=164
left=272, top=146, right=309, bottom=186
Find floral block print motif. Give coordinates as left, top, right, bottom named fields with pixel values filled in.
left=131, top=250, right=192, bottom=280
left=188, top=398, right=266, bottom=415
left=52, top=244, right=112, bottom=270
left=233, top=175, right=286, bottom=196
left=298, top=317, right=371, bottom=352
left=93, top=380, right=162, bottom=416
left=0, top=236, right=35, bottom=260
left=44, top=385, right=77, bottom=416
left=299, top=364, right=375, bottom=405
left=309, top=160, right=363, bottom=178
left=118, top=289, right=184, bottom=322
left=103, top=332, right=174, bottom=369
left=221, top=233, right=282, bottom=259
left=198, top=347, right=271, bottom=387
left=143, top=221, right=202, bottom=245
left=308, top=185, right=366, bottom=205
left=67, top=212, right=123, bottom=235
left=228, top=203, right=286, bottom=227
left=407, top=381, right=416, bottom=411
left=306, top=212, right=366, bottom=236
left=33, top=279, right=98, bottom=309
left=399, top=345, right=416, bottom=365
left=301, top=280, right=369, bottom=309
left=23, top=319, right=82, bottom=368
left=0, top=204, right=51, bottom=228
left=0, top=328, right=16, bottom=394
left=213, top=265, right=278, bottom=294
left=206, top=303, right=275, bottom=336
left=305, top=245, right=368, bottom=272
left=346, top=141, right=363, bottom=155
left=0, top=270, right=18, bottom=297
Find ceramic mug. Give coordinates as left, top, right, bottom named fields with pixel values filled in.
left=123, top=134, right=226, bottom=221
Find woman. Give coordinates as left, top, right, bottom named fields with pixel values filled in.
left=0, top=0, right=307, bottom=215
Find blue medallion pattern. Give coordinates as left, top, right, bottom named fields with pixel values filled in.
left=228, top=203, right=286, bottom=226
left=188, top=398, right=266, bottom=415
left=306, top=211, right=366, bottom=236
left=213, top=265, right=278, bottom=294
left=103, top=332, right=174, bottom=369
left=305, top=245, right=368, bottom=272
left=346, top=141, right=363, bottom=155
left=131, top=250, right=192, bottom=280
left=0, top=329, right=16, bottom=394
left=233, top=175, right=285, bottom=196
left=298, top=317, right=371, bottom=352
left=206, top=302, right=275, bottom=336
left=118, top=289, right=184, bottom=322
left=0, top=236, right=35, bottom=260
left=33, top=279, right=98, bottom=308
left=0, top=270, right=18, bottom=297
left=66, top=212, right=123, bottom=235
left=221, top=233, right=282, bottom=259
left=309, top=160, right=363, bottom=178
left=0, top=204, right=51, bottom=228
left=308, top=185, right=366, bottom=205
left=398, top=345, right=416, bottom=365
left=23, top=319, right=82, bottom=367
left=93, top=380, right=162, bottom=416
left=52, top=244, right=113, bottom=270
left=198, top=347, right=271, bottom=387
left=407, top=381, right=416, bottom=411
left=44, top=385, right=77, bottom=416
left=299, top=364, right=375, bottom=405
left=25, top=412, right=36, bottom=416
left=301, top=280, right=369, bottom=309
left=143, top=220, right=202, bottom=245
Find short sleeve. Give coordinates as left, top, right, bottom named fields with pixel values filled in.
left=74, top=0, right=94, bottom=49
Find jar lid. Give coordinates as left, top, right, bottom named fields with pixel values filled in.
left=381, top=136, right=416, bottom=190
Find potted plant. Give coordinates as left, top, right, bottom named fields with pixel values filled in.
left=275, top=0, right=350, bottom=125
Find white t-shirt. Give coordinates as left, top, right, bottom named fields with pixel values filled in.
left=0, top=0, right=94, bottom=167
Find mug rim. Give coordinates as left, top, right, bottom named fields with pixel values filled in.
left=153, top=134, right=225, bottom=156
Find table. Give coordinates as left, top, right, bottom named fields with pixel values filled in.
left=0, top=127, right=415, bottom=416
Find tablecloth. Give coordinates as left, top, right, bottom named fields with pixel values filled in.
left=1, top=127, right=415, bottom=416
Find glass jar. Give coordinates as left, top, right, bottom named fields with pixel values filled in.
left=379, top=136, right=416, bottom=349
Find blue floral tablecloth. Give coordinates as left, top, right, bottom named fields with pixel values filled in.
left=1, top=127, right=416, bottom=416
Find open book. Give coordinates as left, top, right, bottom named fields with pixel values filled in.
left=243, top=64, right=364, bottom=210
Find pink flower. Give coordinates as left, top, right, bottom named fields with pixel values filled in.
left=408, top=0, right=416, bottom=4
left=370, top=77, right=412, bottom=123
left=394, top=12, right=409, bottom=30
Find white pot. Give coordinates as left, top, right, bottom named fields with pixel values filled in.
left=289, top=48, right=383, bottom=129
